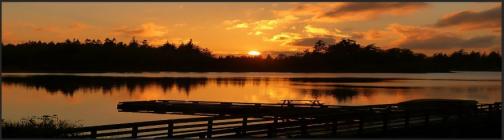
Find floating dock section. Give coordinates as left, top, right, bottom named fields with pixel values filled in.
left=117, top=99, right=481, bottom=118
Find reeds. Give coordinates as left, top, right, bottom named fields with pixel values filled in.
left=1, top=115, right=82, bottom=138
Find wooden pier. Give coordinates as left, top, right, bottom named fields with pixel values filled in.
left=117, top=99, right=480, bottom=117
left=117, top=99, right=351, bottom=117
left=59, top=99, right=502, bottom=138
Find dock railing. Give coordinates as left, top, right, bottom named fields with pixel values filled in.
left=60, top=102, right=501, bottom=138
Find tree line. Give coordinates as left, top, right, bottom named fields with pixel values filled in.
left=2, top=38, right=501, bottom=72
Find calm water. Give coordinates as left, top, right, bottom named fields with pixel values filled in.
left=2, top=72, right=501, bottom=126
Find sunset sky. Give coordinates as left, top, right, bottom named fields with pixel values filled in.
left=2, top=2, right=501, bottom=56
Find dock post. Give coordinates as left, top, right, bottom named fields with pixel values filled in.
left=167, top=121, right=174, bottom=137
left=404, top=111, right=410, bottom=129
left=331, top=119, right=338, bottom=135
left=267, top=124, right=276, bottom=138
left=242, top=116, right=247, bottom=136
left=300, top=117, right=308, bottom=137
left=493, top=103, right=501, bottom=119
left=442, top=114, right=448, bottom=124
left=132, top=126, right=138, bottom=138
left=456, top=109, right=462, bottom=120
left=358, top=116, right=364, bottom=135
left=235, top=127, right=241, bottom=136
left=424, top=112, right=430, bottom=126
left=383, top=111, right=388, bottom=132
left=90, top=129, right=97, bottom=138
left=207, top=119, right=213, bottom=138
left=271, top=116, right=278, bottom=137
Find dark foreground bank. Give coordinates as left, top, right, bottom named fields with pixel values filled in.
left=1, top=115, right=82, bottom=138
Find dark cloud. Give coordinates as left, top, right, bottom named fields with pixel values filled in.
left=350, top=30, right=387, bottom=41
left=319, top=2, right=429, bottom=20
left=397, top=34, right=499, bottom=50
left=434, top=6, right=501, bottom=30
left=289, top=35, right=339, bottom=47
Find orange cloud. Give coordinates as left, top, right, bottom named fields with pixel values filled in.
left=304, top=25, right=330, bottom=35
left=434, top=6, right=501, bottom=31
left=388, top=24, right=437, bottom=41
left=275, top=2, right=429, bottom=23
left=222, top=19, right=241, bottom=25
left=112, top=22, right=168, bottom=38
left=68, top=22, right=91, bottom=30
left=304, top=25, right=350, bottom=38
left=264, top=25, right=351, bottom=47
left=247, top=31, right=263, bottom=36
left=289, top=35, right=340, bottom=47
left=226, top=23, right=249, bottom=30
left=351, top=29, right=389, bottom=41
left=268, top=32, right=302, bottom=46
left=255, top=15, right=298, bottom=31
left=388, top=24, right=500, bottom=50
left=226, top=15, right=299, bottom=33
left=25, top=24, right=60, bottom=33
left=24, top=22, right=91, bottom=33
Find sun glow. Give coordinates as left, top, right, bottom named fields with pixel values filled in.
left=248, top=50, right=261, bottom=56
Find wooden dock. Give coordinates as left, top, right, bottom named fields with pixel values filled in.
left=117, top=99, right=481, bottom=118
left=59, top=100, right=502, bottom=138
left=117, top=99, right=352, bottom=117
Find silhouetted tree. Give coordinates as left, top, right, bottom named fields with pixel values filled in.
left=313, top=40, right=327, bottom=54
left=129, top=37, right=139, bottom=48
left=140, top=40, right=149, bottom=48
left=2, top=38, right=501, bottom=73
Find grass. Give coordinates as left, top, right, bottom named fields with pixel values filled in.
left=1, top=115, right=83, bottom=138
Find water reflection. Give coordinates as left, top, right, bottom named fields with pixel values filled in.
left=2, top=76, right=211, bottom=96
left=4, top=76, right=376, bottom=102
left=296, top=88, right=358, bottom=102
left=2, top=75, right=501, bottom=104
left=2, top=72, right=501, bottom=126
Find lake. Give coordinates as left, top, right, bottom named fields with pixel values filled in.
left=2, top=72, right=501, bottom=126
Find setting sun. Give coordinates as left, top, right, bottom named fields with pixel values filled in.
left=248, top=50, right=261, bottom=56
